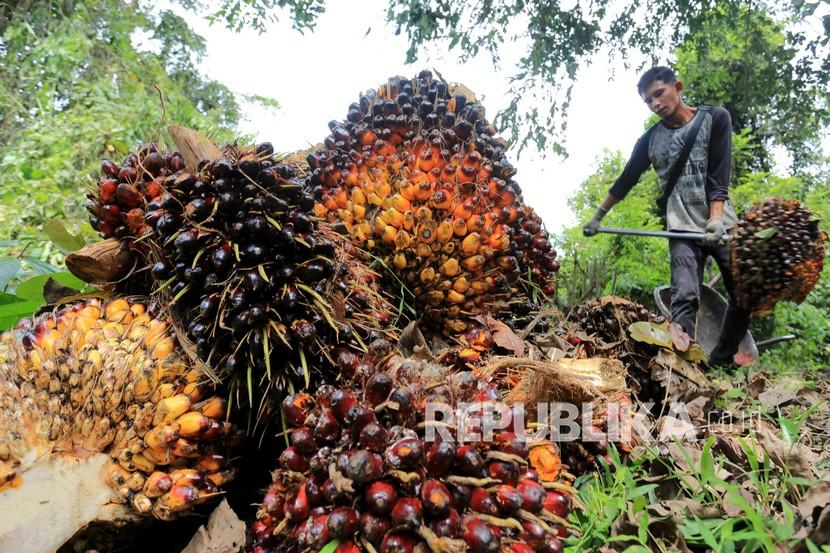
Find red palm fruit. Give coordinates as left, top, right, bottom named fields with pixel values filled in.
left=510, top=544, right=536, bottom=553
left=314, top=408, right=341, bottom=444
left=261, top=489, right=282, bottom=514
left=519, top=469, right=540, bottom=482
left=455, top=445, right=484, bottom=474
left=345, top=405, right=377, bottom=434
left=494, top=484, right=523, bottom=513
left=390, top=497, right=422, bottom=529
left=359, top=422, right=388, bottom=452
left=305, top=477, right=325, bottom=507
left=282, top=393, right=315, bottom=426
left=470, top=488, right=498, bottom=515
left=463, top=517, right=500, bottom=552
left=450, top=483, right=472, bottom=511
left=343, top=449, right=384, bottom=484
left=279, top=446, right=309, bottom=472
left=389, top=388, right=416, bottom=425
left=335, top=540, right=361, bottom=553
left=380, top=532, right=417, bottom=553
left=497, top=432, right=528, bottom=457
left=517, top=480, right=545, bottom=513
left=544, top=538, right=564, bottom=553
left=543, top=491, right=571, bottom=518
left=365, top=480, right=398, bottom=514
left=421, top=479, right=452, bottom=517
left=305, top=514, right=330, bottom=550
left=432, top=508, right=461, bottom=538
left=361, top=512, right=392, bottom=545
left=329, top=389, right=358, bottom=421
left=118, top=165, right=138, bottom=183
left=100, top=178, right=118, bottom=201
left=425, top=440, right=456, bottom=475
left=286, top=487, right=310, bottom=521
left=322, top=478, right=349, bottom=505
left=365, top=372, right=393, bottom=406
left=116, top=182, right=142, bottom=208
left=550, top=524, right=568, bottom=538
left=385, top=437, right=424, bottom=470
left=291, top=427, right=316, bottom=455
left=520, top=520, right=546, bottom=549
left=102, top=160, right=119, bottom=178
left=487, top=460, right=518, bottom=484
left=327, top=507, right=360, bottom=539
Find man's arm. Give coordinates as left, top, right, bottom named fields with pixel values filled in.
left=702, top=108, right=732, bottom=246
left=583, top=131, right=652, bottom=236
left=706, top=108, right=732, bottom=206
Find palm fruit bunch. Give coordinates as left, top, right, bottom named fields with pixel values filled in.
left=139, top=142, right=394, bottom=413
left=0, top=298, right=239, bottom=521
left=309, top=70, right=559, bottom=335
left=247, top=342, right=576, bottom=553
left=86, top=142, right=186, bottom=240
left=731, top=198, right=827, bottom=316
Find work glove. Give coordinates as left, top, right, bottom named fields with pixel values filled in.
left=582, top=206, right=609, bottom=237
left=703, top=217, right=725, bottom=247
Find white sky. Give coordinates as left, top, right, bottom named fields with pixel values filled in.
left=181, top=0, right=653, bottom=233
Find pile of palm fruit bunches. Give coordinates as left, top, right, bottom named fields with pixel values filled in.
left=0, top=70, right=579, bottom=552
left=2, top=69, right=824, bottom=551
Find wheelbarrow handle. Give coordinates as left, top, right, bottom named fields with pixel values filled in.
left=597, top=227, right=730, bottom=242
left=755, top=334, right=797, bottom=350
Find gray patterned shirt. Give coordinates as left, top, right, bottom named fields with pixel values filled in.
left=609, top=106, right=738, bottom=232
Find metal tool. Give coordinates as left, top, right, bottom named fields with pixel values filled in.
left=597, top=226, right=730, bottom=241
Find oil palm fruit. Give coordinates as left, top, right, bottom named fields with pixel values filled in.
left=139, top=143, right=394, bottom=415
left=308, top=71, right=559, bottom=335
left=87, top=143, right=186, bottom=240
left=0, top=299, right=239, bottom=552
left=730, top=198, right=826, bottom=316
left=246, top=340, right=575, bottom=552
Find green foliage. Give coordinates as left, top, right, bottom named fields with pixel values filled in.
left=571, top=440, right=817, bottom=551
left=0, top=0, right=244, bottom=270
left=209, top=0, right=326, bottom=33
left=675, top=5, right=830, bottom=173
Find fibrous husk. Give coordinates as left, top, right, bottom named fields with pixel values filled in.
left=481, top=356, right=628, bottom=408
left=65, top=238, right=134, bottom=284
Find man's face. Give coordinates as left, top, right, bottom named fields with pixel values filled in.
left=640, top=80, right=683, bottom=119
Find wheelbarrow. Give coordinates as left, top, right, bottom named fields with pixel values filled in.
left=597, top=227, right=796, bottom=362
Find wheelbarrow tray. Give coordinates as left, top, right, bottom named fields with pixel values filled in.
left=653, top=284, right=759, bottom=361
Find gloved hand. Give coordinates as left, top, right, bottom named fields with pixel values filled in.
left=703, top=217, right=725, bottom=247
left=582, top=206, right=609, bottom=237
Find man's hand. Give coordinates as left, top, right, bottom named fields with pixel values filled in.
left=582, top=206, right=609, bottom=237
left=703, top=217, right=725, bottom=246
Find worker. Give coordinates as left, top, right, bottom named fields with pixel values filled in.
left=582, top=66, right=750, bottom=368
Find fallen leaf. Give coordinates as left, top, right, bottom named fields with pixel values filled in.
left=475, top=315, right=525, bottom=356
left=629, top=321, right=673, bottom=348
left=680, top=343, right=708, bottom=362
left=656, top=416, right=698, bottom=443
left=397, top=321, right=432, bottom=360
left=753, top=423, right=817, bottom=479
left=181, top=499, right=245, bottom=553
left=758, top=387, right=798, bottom=411
left=651, top=349, right=712, bottom=402
left=43, top=277, right=81, bottom=305
left=668, top=323, right=691, bottom=352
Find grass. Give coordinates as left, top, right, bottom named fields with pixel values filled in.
left=567, top=441, right=827, bottom=552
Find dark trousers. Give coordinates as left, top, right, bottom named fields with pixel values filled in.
left=669, top=239, right=751, bottom=364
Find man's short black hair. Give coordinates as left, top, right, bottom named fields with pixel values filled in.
left=637, top=66, right=676, bottom=94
